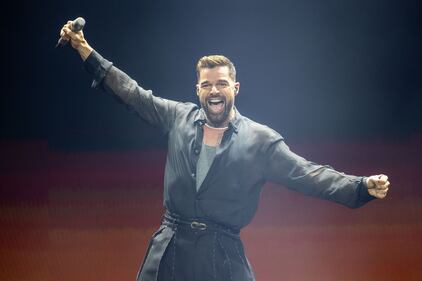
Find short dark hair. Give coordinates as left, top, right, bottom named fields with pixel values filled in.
left=196, top=55, right=236, bottom=81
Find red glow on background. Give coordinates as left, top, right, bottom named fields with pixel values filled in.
left=1, top=137, right=421, bottom=281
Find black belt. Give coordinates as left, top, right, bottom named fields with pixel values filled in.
left=162, top=211, right=240, bottom=238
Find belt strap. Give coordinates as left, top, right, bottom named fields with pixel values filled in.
left=163, top=211, right=240, bottom=237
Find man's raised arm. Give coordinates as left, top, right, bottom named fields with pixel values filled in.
left=59, top=20, right=181, bottom=133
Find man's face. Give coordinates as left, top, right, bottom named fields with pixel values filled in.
left=197, top=66, right=239, bottom=127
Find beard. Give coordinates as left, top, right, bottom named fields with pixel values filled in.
left=201, top=96, right=234, bottom=128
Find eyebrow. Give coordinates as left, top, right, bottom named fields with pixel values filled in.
left=200, top=79, right=229, bottom=85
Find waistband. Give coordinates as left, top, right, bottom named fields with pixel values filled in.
left=162, top=211, right=240, bottom=238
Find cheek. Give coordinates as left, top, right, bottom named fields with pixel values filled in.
left=226, top=93, right=235, bottom=102
left=198, top=94, right=207, bottom=104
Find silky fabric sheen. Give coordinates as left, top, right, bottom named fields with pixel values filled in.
left=83, top=51, right=376, bottom=281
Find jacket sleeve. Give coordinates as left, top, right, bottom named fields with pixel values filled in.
left=83, top=50, right=181, bottom=134
left=263, top=138, right=376, bottom=208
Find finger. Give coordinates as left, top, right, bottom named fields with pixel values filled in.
left=375, top=181, right=390, bottom=190
left=377, top=193, right=387, bottom=199
left=379, top=187, right=388, bottom=194
left=375, top=189, right=388, bottom=199
left=376, top=178, right=387, bottom=185
left=61, top=28, right=71, bottom=40
left=60, top=23, right=69, bottom=35
left=63, top=27, right=79, bottom=40
left=65, top=26, right=84, bottom=38
left=62, top=23, right=72, bottom=32
left=59, top=29, right=70, bottom=41
left=377, top=186, right=389, bottom=192
left=372, top=191, right=385, bottom=199
left=377, top=174, right=388, bottom=183
left=379, top=187, right=389, bottom=193
left=60, top=26, right=69, bottom=37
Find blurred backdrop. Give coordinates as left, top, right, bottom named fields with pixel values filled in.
left=1, top=0, right=421, bottom=280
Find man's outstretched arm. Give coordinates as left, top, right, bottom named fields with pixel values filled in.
left=264, top=139, right=390, bottom=208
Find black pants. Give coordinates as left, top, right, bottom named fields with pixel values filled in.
left=136, top=212, right=256, bottom=281
left=156, top=225, right=255, bottom=281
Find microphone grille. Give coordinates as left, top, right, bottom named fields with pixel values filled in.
left=72, top=17, right=85, bottom=32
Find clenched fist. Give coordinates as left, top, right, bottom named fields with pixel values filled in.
left=59, top=20, right=93, bottom=61
left=366, top=174, right=390, bottom=199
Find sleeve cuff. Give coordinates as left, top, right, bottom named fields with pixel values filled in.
left=83, top=50, right=113, bottom=89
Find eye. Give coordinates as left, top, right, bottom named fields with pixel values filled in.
left=217, top=81, right=229, bottom=88
left=201, top=83, right=212, bottom=90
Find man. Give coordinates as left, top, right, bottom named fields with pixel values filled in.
left=59, top=20, right=390, bottom=281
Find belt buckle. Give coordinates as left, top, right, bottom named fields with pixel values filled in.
left=191, top=221, right=207, bottom=231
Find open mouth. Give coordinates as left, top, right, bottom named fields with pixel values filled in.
left=207, top=98, right=225, bottom=114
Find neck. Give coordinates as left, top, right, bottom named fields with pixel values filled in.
left=205, top=123, right=228, bottom=130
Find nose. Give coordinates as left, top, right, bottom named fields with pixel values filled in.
left=210, top=84, right=219, bottom=94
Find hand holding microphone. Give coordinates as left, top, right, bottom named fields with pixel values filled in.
left=57, top=17, right=93, bottom=61
left=56, top=17, right=85, bottom=47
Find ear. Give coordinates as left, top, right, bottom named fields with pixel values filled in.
left=196, top=84, right=200, bottom=96
left=234, top=82, right=240, bottom=96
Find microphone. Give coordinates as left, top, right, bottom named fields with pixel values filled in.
left=55, top=17, right=86, bottom=48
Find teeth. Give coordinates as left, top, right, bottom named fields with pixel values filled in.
left=208, top=99, right=223, bottom=104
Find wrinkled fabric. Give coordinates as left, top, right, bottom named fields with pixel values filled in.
left=137, top=212, right=254, bottom=281
left=84, top=51, right=376, bottom=281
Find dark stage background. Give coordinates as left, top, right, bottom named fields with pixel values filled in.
left=1, top=0, right=421, bottom=280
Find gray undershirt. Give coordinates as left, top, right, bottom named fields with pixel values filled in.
left=196, top=144, right=217, bottom=191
